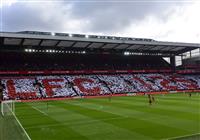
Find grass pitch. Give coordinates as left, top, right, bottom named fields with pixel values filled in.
left=1, top=93, right=200, bottom=140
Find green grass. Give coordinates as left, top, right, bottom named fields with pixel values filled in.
left=1, top=93, right=200, bottom=140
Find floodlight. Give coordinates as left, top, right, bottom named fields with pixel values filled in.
left=51, top=32, right=55, bottom=36
left=124, top=52, right=130, bottom=55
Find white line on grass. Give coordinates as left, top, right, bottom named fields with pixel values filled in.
left=163, top=133, right=200, bottom=140
left=25, top=116, right=126, bottom=129
left=12, top=111, right=32, bottom=140
left=32, top=106, right=48, bottom=116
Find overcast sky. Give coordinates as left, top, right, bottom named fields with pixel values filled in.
left=0, top=0, right=200, bottom=43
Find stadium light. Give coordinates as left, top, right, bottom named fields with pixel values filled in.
left=51, top=32, right=55, bottom=36
left=85, top=35, right=89, bottom=38
left=124, top=52, right=130, bottom=56
left=69, top=34, right=72, bottom=37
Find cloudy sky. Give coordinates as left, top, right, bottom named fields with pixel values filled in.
left=0, top=0, right=200, bottom=43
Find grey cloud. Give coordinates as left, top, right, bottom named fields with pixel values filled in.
left=69, top=0, right=187, bottom=33
left=1, top=0, right=190, bottom=34
left=1, top=2, right=69, bottom=32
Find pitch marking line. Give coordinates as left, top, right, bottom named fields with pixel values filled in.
left=163, top=133, right=200, bottom=140
left=32, top=106, right=48, bottom=116
left=26, top=116, right=126, bottom=129
left=12, top=110, right=32, bottom=140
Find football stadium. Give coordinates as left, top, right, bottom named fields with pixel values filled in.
left=0, top=31, right=199, bottom=140
left=1, top=0, right=200, bottom=140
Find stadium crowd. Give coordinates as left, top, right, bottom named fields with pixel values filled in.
left=0, top=52, right=170, bottom=71
left=1, top=74, right=200, bottom=100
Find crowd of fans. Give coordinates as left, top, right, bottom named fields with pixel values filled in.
left=0, top=52, right=170, bottom=71
left=0, top=74, right=200, bottom=100
left=98, top=75, right=137, bottom=93
left=36, top=76, right=76, bottom=98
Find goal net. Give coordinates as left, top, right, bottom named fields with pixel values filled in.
left=0, top=100, right=31, bottom=140
left=1, top=100, right=15, bottom=116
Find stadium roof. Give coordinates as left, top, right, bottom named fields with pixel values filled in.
left=0, top=31, right=199, bottom=55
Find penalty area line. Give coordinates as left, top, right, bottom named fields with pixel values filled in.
left=25, top=116, right=126, bottom=129
left=32, top=106, right=48, bottom=116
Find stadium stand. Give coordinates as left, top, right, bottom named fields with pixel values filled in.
left=0, top=31, right=199, bottom=100
left=1, top=74, right=200, bottom=100
left=0, top=52, right=170, bottom=71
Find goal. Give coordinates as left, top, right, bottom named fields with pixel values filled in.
left=1, top=100, right=15, bottom=116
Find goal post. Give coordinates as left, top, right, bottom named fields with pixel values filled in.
left=1, top=100, right=15, bottom=116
